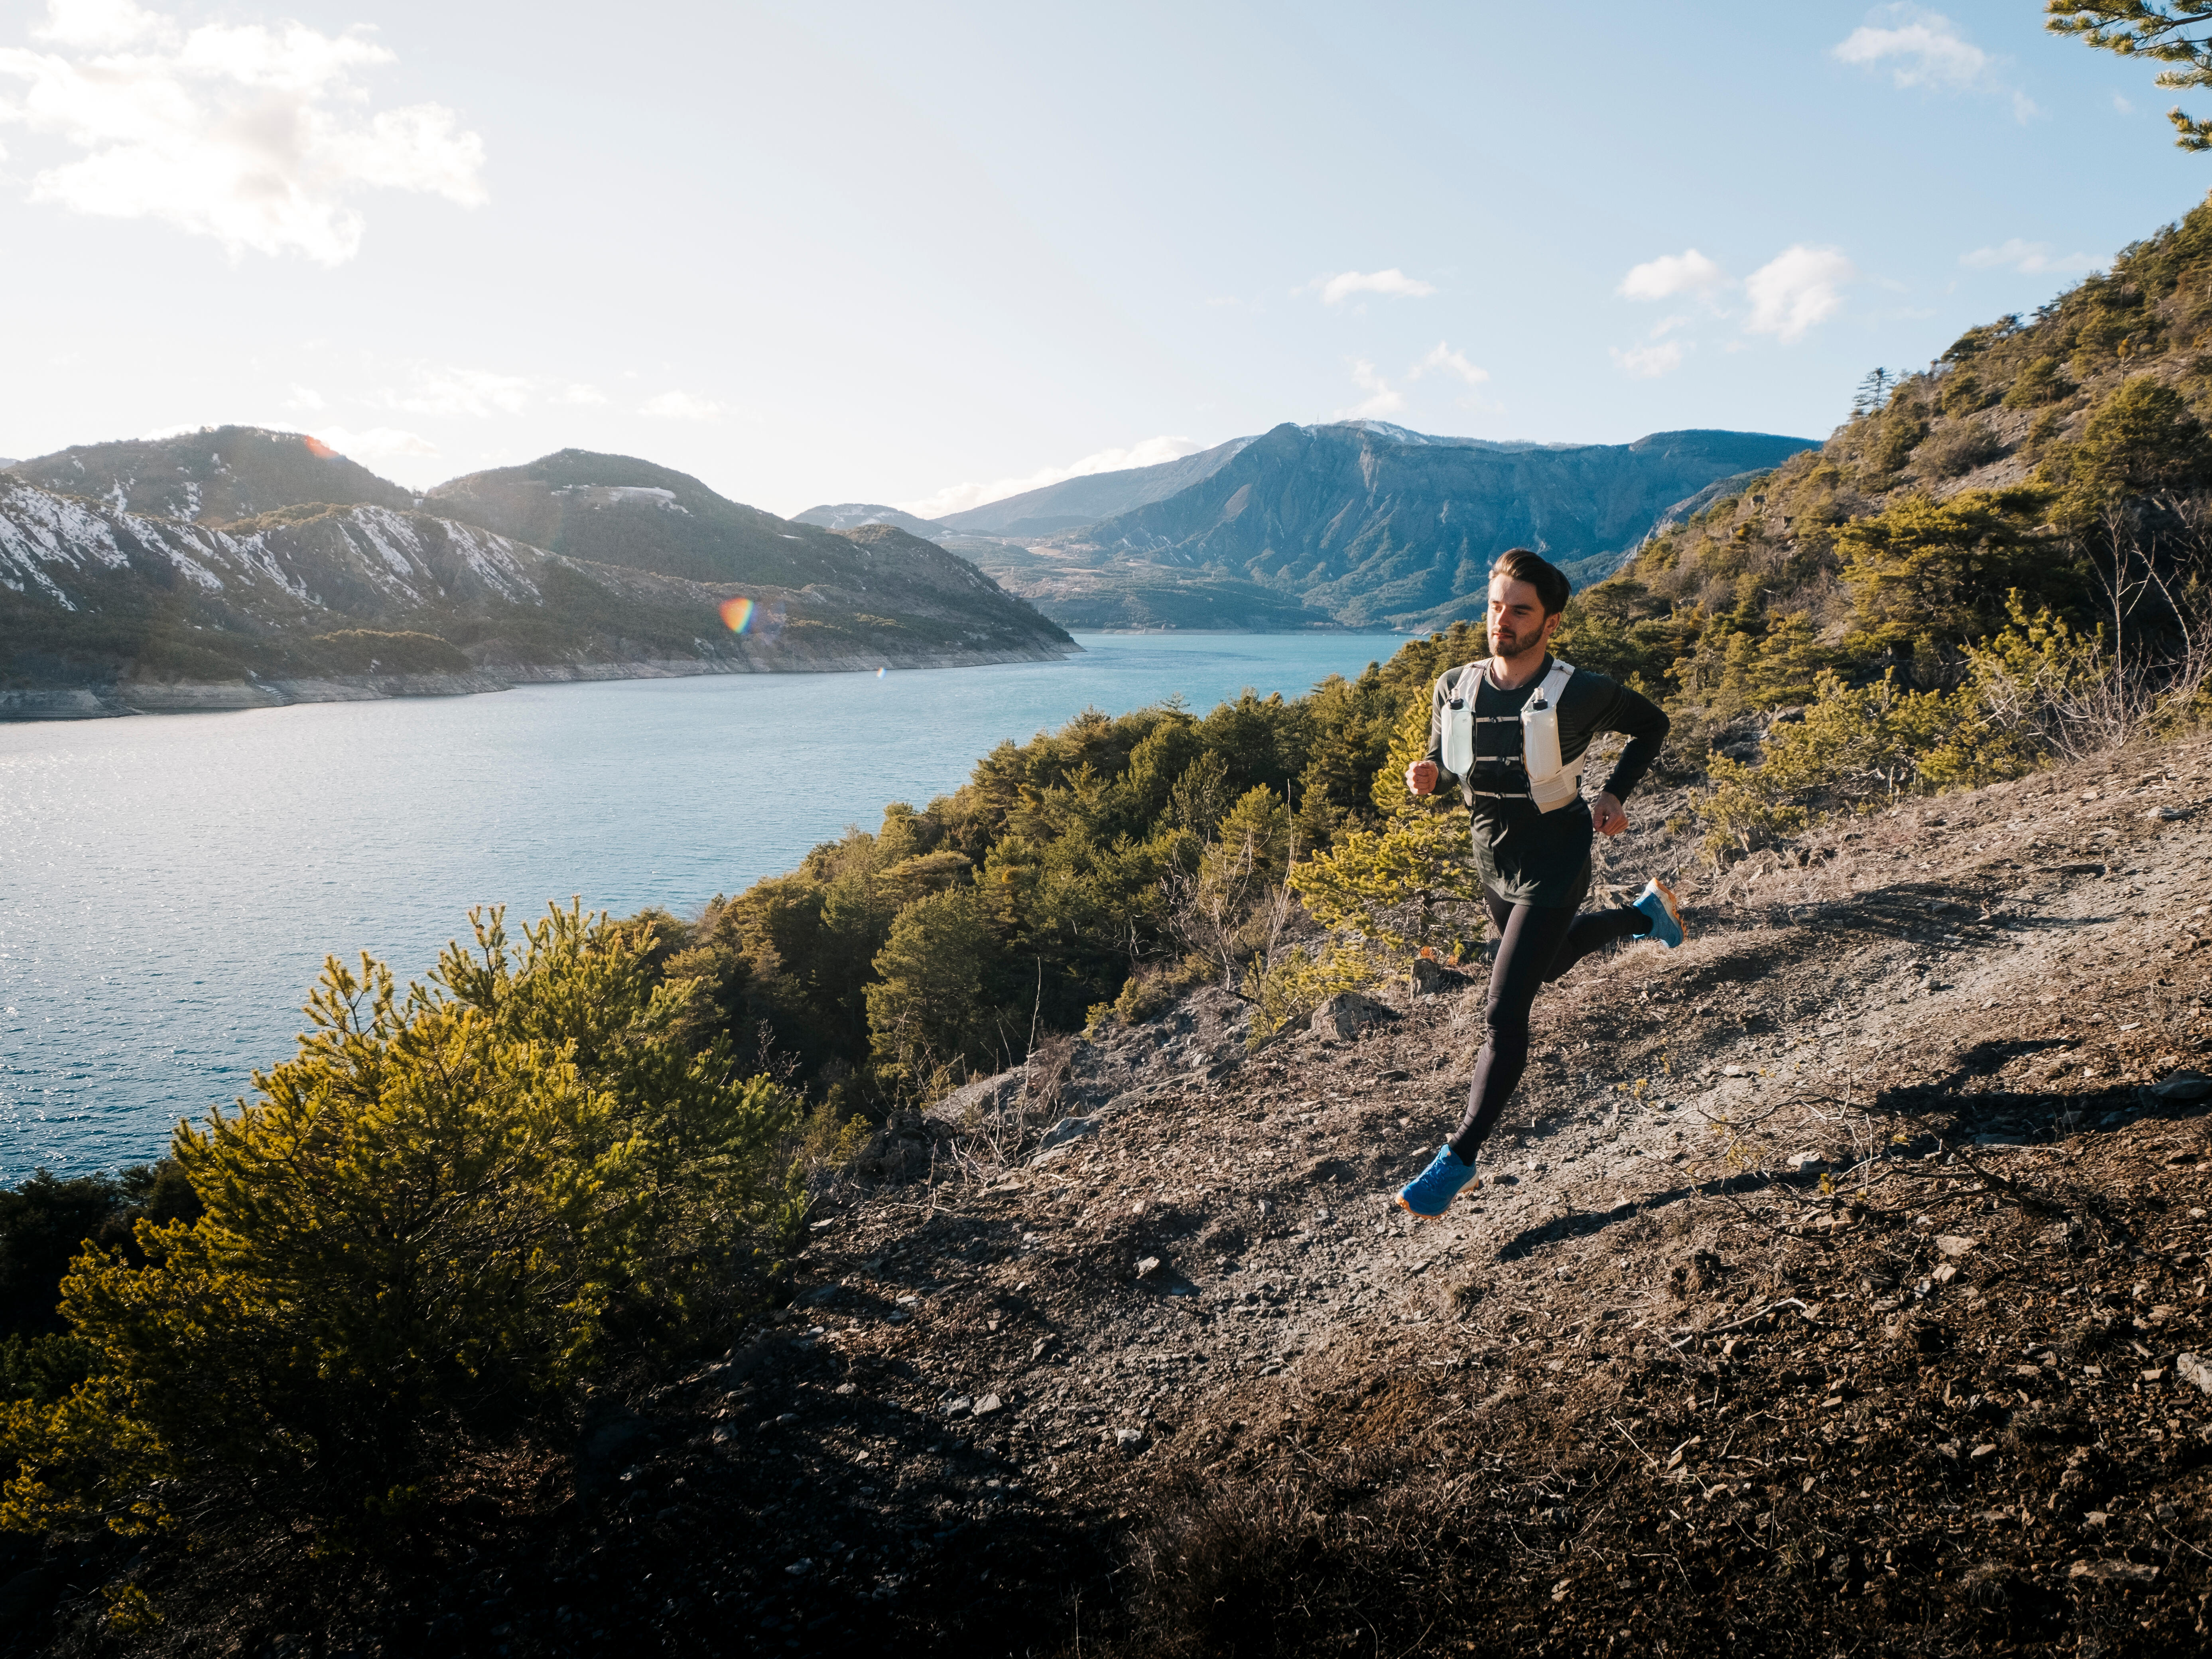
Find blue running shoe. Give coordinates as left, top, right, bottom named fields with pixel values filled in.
left=1632, top=877, right=1686, bottom=949
left=1395, top=1144, right=1479, bottom=1219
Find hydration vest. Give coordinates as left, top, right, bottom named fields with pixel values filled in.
left=1440, top=658, right=1584, bottom=812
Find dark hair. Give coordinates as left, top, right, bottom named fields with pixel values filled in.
left=1489, top=547, right=1571, bottom=617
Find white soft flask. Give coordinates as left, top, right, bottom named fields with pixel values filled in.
left=1440, top=661, right=1480, bottom=776
left=1519, top=659, right=1582, bottom=812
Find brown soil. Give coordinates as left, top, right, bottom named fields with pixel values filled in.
left=14, top=737, right=2212, bottom=1657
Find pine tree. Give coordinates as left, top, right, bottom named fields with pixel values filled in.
left=1851, top=367, right=1895, bottom=417
left=2049, top=1, right=2212, bottom=150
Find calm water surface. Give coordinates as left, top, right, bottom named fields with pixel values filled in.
left=0, top=634, right=1404, bottom=1174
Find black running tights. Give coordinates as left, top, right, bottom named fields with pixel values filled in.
left=1446, top=884, right=1649, bottom=1163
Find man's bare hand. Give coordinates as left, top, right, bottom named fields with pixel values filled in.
left=1406, top=759, right=1439, bottom=796
left=1590, top=791, right=1627, bottom=837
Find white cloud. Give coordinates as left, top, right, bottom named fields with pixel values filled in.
left=39, top=0, right=161, bottom=51
left=1831, top=6, right=2037, bottom=122
left=1611, top=341, right=1685, bottom=378
left=311, top=424, right=438, bottom=464
left=1619, top=248, right=1726, bottom=301
left=1313, top=268, right=1436, bottom=305
left=1960, top=237, right=2096, bottom=274
left=376, top=365, right=532, bottom=419
left=1743, top=245, right=1856, bottom=343
left=1332, top=358, right=1405, bottom=420
left=1410, top=341, right=1489, bottom=388
left=896, top=435, right=1207, bottom=520
left=0, top=0, right=485, bottom=264
left=284, top=384, right=324, bottom=411
left=2114, top=92, right=2135, bottom=115
left=558, top=383, right=607, bottom=406
left=638, top=390, right=725, bottom=421
left=1831, top=8, right=1988, bottom=89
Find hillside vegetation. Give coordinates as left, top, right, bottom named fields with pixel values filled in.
left=632, top=201, right=2212, bottom=1120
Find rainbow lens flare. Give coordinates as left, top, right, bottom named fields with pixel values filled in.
left=720, top=596, right=757, bottom=634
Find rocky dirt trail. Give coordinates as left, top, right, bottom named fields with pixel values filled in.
left=104, top=738, right=2211, bottom=1658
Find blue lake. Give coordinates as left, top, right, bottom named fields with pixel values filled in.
left=0, top=633, right=1406, bottom=1176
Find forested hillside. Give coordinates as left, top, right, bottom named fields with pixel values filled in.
left=640, top=198, right=2212, bottom=1114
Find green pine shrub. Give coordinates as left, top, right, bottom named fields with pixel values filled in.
left=0, top=905, right=805, bottom=1544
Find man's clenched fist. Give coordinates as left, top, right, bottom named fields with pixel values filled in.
left=1405, top=759, right=1438, bottom=795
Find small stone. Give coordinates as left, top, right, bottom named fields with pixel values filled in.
left=973, top=1393, right=1005, bottom=1417
left=2141, top=1368, right=2168, bottom=1383
left=2068, top=1559, right=2157, bottom=1584
left=1036, top=1115, right=1099, bottom=1151
left=1970, top=1444, right=1997, bottom=1462
left=1113, top=1427, right=1146, bottom=1454
left=1932, top=1263, right=1958, bottom=1284
left=786, top=1559, right=813, bottom=1576
left=943, top=1396, right=973, bottom=1417
left=2148, top=1070, right=2212, bottom=1102
left=835, top=1382, right=857, bottom=1396
left=1723, top=1065, right=1746, bottom=1078
left=1934, top=1235, right=1979, bottom=1257
left=1135, top=1257, right=1162, bottom=1279
left=2174, top=1352, right=2212, bottom=1396
left=1309, top=991, right=1398, bottom=1041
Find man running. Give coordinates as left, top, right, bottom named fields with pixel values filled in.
left=1394, top=548, right=1683, bottom=1219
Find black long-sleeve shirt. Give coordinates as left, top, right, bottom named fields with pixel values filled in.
left=1422, top=655, right=1670, bottom=906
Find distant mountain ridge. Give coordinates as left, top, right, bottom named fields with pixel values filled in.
left=12, top=426, right=417, bottom=523
left=790, top=503, right=950, bottom=539
left=796, top=421, right=1817, bottom=632
left=1050, top=422, right=1816, bottom=630
left=928, top=435, right=1257, bottom=538
left=0, top=440, right=1073, bottom=716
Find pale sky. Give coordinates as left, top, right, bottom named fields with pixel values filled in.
left=1, top=0, right=2205, bottom=517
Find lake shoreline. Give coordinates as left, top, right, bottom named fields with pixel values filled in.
left=0, top=641, right=1087, bottom=721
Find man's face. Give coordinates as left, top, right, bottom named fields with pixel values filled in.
left=1486, top=575, right=1556, bottom=658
